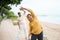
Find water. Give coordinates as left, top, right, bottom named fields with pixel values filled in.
left=37, top=15, right=60, bottom=24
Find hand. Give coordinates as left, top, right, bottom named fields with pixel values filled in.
left=20, top=7, right=24, bottom=10
left=20, top=7, right=26, bottom=14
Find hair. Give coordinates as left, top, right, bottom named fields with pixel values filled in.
left=18, top=12, right=21, bottom=15
left=27, top=14, right=32, bottom=17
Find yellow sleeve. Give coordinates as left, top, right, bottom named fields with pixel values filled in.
left=29, top=9, right=37, bottom=19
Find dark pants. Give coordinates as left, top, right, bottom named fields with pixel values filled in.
left=31, top=31, right=43, bottom=40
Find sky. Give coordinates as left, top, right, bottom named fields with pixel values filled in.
left=11, top=0, right=60, bottom=16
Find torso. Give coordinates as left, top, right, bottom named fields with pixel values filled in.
left=30, top=19, right=43, bottom=34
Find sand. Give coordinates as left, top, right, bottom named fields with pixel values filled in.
left=0, top=19, right=60, bottom=40
left=41, top=22, right=60, bottom=40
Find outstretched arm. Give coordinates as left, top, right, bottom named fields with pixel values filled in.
left=20, top=7, right=26, bottom=15
left=20, top=7, right=36, bottom=18
left=23, top=8, right=36, bottom=18
left=22, top=10, right=26, bottom=15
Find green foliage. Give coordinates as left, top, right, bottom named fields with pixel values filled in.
left=8, top=11, right=14, bottom=18
left=6, top=11, right=18, bottom=25
left=6, top=11, right=18, bottom=20
left=3, top=7, right=9, bottom=15
left=0, top=16, right=2, bottom=22
left=0, top=0, right=22, bottom=18
left=0, top=0, right=22, bottom=6
left=4, top=6, right=11, bottom=10
left=0, top=0, right=22, bottom=24
left=10, top=16, right=18, bottom=21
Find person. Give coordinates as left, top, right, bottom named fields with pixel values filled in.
left=20, top=7, right=43, bottom=40
left=17, top=12, right=21, bottom=29
left=17, top=11, right=29, bottom=40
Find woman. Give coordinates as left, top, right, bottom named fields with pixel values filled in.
left=20, top=7, right=43, bottom=40
left=17, top=10, right=29, bottom=40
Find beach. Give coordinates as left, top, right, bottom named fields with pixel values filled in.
left=41, top=22, right=60, bottom=40
left=0, top=19, right=60, bottom=40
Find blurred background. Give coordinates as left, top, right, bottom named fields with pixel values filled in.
left=0, top=0, right=60, bottom=40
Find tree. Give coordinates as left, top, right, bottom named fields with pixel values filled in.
left=0, top=16, right=2, bottom=22
left=0, top=0, right=22, bottom=18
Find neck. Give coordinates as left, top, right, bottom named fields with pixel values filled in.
left=19, top=16, right=21, bottom=17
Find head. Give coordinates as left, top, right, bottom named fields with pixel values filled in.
left=18, top=12, right=21, bottom=17
left=27, top=14, right=33, bottom=22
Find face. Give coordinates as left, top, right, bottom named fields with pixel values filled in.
left=27, top=14, right=33, bottom=22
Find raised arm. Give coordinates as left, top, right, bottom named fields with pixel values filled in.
left=22, top=10, right=26, bottom=15
left=20, top=7, right=26, bottom=15
left=23, top=8, right=36, bottom=18
left=20, top=7, right=36, bottom=18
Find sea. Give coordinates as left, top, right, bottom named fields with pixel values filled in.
left=37, top=15, right=60, bottom=24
